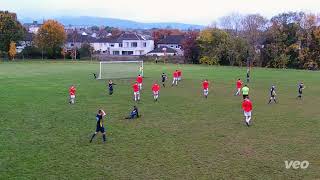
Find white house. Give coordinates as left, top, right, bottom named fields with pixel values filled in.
left=23, top=21, right=42, bottom=34
left=107, top=33, right=154, bottom=55
left=65, top=32, right=154, bottom=55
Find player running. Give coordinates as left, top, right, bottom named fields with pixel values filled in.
left=136, top=74, right=143, bottom=90
left=89, top=109, right=107, bottom=143
left=268, top=85, right=277, bottom=104
left=108, top=80, right=116, bottom=95
left=234, top=78, right=243, bottom=96
left=132, top=82, right=140, bottom=102
left=297, top=82, right=305, bottom=99
left=202, top=79, right=209, bottom=99
left=152, top=82, right=161, bottom=101
left=161, top=73, right=167, bottom=87
left=242, top=97, right=253, bottom=127
left=172, top=70, right=179, bottom=86
left=69, top=85, right=76, bottom=104
left=241, top=84, right=250, bottom=99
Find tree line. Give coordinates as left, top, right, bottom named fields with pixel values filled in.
left=187, top=12, right=320, bottom=69
left=1, top=10, right=320, bottom=69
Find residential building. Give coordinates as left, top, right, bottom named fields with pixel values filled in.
left=147, top=46, right=177, bottom=56
left=157, top=35, right=185, bottom=56
left=65, top=32, right=154, bottom=55
left=23, top=21, right=42, bottom=34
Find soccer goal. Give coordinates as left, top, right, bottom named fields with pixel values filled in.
left=98, top=61, right=144, bottom=79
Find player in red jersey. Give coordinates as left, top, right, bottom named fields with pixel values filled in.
left=235, top=78, right=243, bottom=96
left=202, top=79, right=209, bottom=98
left=152, top=82, right=161, bottom=101
left=136, top=74, right=143, bottom=90
left=177, top=70, right=182, bottom=81
left=132, top=82, right=140, bottom=102
left=172, top=70, right=179, bottom=86
left=69, top=85, right=76, bottom=104
left=242, top=97, right=253, bottom=127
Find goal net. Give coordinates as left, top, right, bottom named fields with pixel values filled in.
left=98, top=61, right=144, bottom=79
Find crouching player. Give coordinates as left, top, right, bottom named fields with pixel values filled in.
left=90, top=109, right=107, bottom=143
left=125, top=106, right=140, bottom=119
left=242, top=97, right=253, bottom=127
left=202, top=79, right=209, bottom=98
left=152, top=82, right=160, bottom=101
left=133, top=82, right=140, bottom=102
left=69, top=85, right=76, bottom=104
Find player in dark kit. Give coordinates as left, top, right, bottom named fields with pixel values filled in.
left=108, top=80, right=116, bottom=95
left=90, top=109, right=107, bottom=143
left=297, top=82, right=305, bottom=99
left=125, top=106, right=140, bottom=119
left=161, top=73, right=167, bottom=87
left=268, top=85, right=277, bottom=104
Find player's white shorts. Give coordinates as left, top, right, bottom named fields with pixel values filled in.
left=153, top=91, right=159, bottom=95
left=244, top=111, right=252, bottom=117
left=70, top=95, right=75, bottom=99
left=203, top=88, right=208, bottom=93
left=138, top=83, right=142, bottom=86
left=237, top=88, right=241, bottom=91
left=134, top=91, right=140, bottom=96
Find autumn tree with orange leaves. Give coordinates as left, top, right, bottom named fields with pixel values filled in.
left=35, top=20, right=66, bottom=59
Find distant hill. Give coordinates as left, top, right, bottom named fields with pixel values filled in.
left=20, top=16, right=205, bottom=30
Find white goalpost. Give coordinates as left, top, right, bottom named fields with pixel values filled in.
left=98, top=60, right=144, bottom=79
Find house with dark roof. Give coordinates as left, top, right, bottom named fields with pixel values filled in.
left=147, top=46, right=177, bottom=56
left=65, top=32, right=154, bottom=55
left=157, top=35, right=186, bottom=56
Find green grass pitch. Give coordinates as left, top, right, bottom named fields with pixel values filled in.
left=0, top=61, right=319, bottom=179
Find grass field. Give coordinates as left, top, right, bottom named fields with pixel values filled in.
left=0, top=61, right=319, bottom=179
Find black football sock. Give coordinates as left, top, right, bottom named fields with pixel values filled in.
left=103, top=134, right=106, bottom=142
left=90, top=134, right=96, bottom=142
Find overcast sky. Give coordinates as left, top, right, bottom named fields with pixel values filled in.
left=1, top=0, right=320, bottom=25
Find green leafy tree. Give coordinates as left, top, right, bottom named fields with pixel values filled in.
left=0, top=11, right=25, bottom=57
left=78, top=43, right=94, bottom=58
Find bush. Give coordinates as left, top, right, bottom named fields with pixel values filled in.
left=199, top=56, right=219, bottom=65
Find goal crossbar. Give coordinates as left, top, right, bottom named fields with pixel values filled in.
left=98, top=60, right=144, bottom=79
